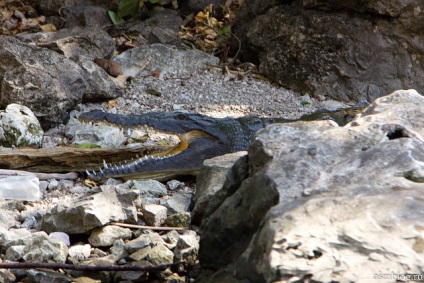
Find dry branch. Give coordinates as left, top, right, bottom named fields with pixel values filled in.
left=0, top=145, right=172, bottom=173
left=111, top=222, right=187, bottom=231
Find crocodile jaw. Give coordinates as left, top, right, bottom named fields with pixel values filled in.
left=86, top=130, right=215, bottom=181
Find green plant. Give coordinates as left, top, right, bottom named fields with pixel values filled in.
left=108, top=0, right=159, bottom=25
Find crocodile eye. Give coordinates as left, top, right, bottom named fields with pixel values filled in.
left=176, top=114, right=186, bottom=120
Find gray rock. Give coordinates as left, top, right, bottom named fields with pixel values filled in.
left=58, top=180, right=74, bottom=191
left=38, top=0, right=119, bottom=16
left=193, top=151, right=247, bottom=225
left=20, top=216, right=36, bottom=229
left=142, top=204, right=168, bottom=226
left=0, top=209, right=21, bottom=229
left=47, top=179, right=59, bottom=190
left=22, top=237, right=68, bottom=263
left=5, top=245, right=25, bottom=261
left=49, top=231, right=70, bottom=247
left=0, top=104, right=43, bottom=147
left=125, top=232, right=165, bottom=254
left=129, top=245, right=151, bottom=261
left=62, top=5, right=112, bottom=29
left=88, top=225, right=132, bottom=247
left=0, top=38, right=122, bottom=128
left=110, top=239, right=129, bottom=260
left=39, top=181, right=49, bottom=194
left=0, top=228, right=32, bottom=244
left=165, top=212, right=191, bottom=228
left=131, top=179, right=168, bottom=198
left=113, top=261, right=150, bottom=282
left=80, top=255, right=117, bottom=273
left=17, top=232, right=69, bottom=263
left=65, top=116, right=126, bottom=148
left=161, top=230, right=181, bottom=250
left=113, top=44, right=219, bottom=78
left=68, top=243, right=91, bottom=261
left=145, top=243, right=174, bottom=265
left=163, top=192, right=193, bottom=214
left=174, top=234, right=199, bottom=268
left=42, top=186, right=137, bottom=234
left=167, top=179, right=184, bottom=191
left=201, top=153, right=250, bottom=226
left=0, top=175, right=41, bottom=201
left=75, top=58, right=125, bottom=102
left=235, top=192, right=424, bottom=283
left=26, top=269, right=74, bottom=283
left=16, top=27, right=115, bottom=60
left=237, top=0, right=424, bottom=102
left=127, top=9, right=183, bottom=46
left=198, top=89, right=424, bottom=281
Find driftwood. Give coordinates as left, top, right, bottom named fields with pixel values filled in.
left=0, top=261, right=181, bottom=271
left=0, top=145, right=171, bottom=173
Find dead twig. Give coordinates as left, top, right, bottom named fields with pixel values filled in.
left=111, top=222, right=187, bottom=231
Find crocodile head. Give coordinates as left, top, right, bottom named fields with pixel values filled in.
left=78, top=110, right=265, bottom=181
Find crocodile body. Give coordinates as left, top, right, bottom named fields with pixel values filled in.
left=79, top=105, right=366, bottom=181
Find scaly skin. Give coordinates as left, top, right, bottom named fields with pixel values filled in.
left=79, top=104, right=367, bottom=181
left=78, top=111, right=272, bottom=181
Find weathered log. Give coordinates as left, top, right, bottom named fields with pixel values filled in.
left=0, top=145, right=171, bottom=173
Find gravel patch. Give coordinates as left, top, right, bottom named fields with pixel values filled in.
left=77, top=69, right=347, bottom=119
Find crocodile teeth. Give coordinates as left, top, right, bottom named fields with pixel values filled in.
left=121, top=165, right=125, bottom=170
left=103, top=160, right=109, bottom=169
left=92, top=170, right=97, bottom=175
left=99, top=167, right=103, bottom=174
left=86, top=170, right=91, bottom=176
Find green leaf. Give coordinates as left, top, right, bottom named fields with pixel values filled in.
left=219, top=26, right=231, bottom=36
left=145, top=89, right=162, bottom=97
left=108, top=10, right=125, bottom=25
left=300, top=101, right=310, bottom=106
left=149, top=0, right=159, bottom=3
left=118, top=0, right=140, bottom=19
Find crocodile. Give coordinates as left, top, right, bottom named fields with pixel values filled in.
left=79, top=104, right=367, bottom=181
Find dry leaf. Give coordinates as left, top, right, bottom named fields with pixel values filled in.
left=40, top=23, right=56, bottom=32
left=195, top=12, right=205, bottom=22
left=152, top=69, right=160, bottom=77
left=108, top=100, right=117, bottom=108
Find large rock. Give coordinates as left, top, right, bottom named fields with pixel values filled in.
left=235, top=0, right=424, bottom=102
left=41, top=187, right=137, bottom=234
left=199, top=89, right=424, bottom=282
left=38, top=0, right=119, bottom=16
left=125, top=9, right=183, bottom=46
left=113, top=44, right=220, bottom=77
left=0, top=104, right=43, bottom=147
left=0, top=38, right=122, bottom=128
left=16, top=27, right=115, bottom=60
left=192, top=151, right=247, bottom=225
left=4, top=232, right=68, bottom=263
